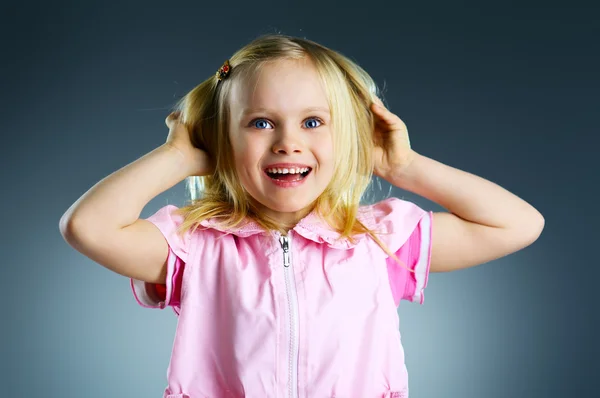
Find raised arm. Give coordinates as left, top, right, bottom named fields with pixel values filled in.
left=391, top=152, right=544, bottom=273
left=370, top=97, right=544, bottom=273
left=59, top=113, right=212, bottom=283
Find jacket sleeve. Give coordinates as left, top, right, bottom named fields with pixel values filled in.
left=130, top=205, right=190, bottom=314
left=367, top=197, right=432, bottom=306
left=386, top=210, right=433, bottom=306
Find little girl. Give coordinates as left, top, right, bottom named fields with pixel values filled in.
left=60, top=34, right=544, bottom=398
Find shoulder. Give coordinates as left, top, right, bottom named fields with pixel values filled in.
left=147, top=204, right=209, bottom=237
left=146, top=205, right=191, bottom=237
left=147, top=204, right=183, bottom=222
left=144, top=205, right=196, bottom=257
left=358, top=197, right=430, bottom=252
left=359, top=197, right=427, bottom=230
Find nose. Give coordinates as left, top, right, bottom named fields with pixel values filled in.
left=271, top=127, right=303, bottom=155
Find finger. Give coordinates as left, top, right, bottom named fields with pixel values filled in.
left=370, top=101, right=385, bottom=116
left=371, top=102, right=399, bottom=122
left=372, top=96, right=385, bottom=106
left=373, top=107, right=407, bottom=132
left=165, top=111, right=182, bottom=128
left=371, top=101, right=387, bottom=115
left=371, top=97, right=393, bottom=114
left=165, top=113, right=175, bottom=127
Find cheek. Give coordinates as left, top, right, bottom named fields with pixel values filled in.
left=234, top=148, right=258, bottom=170
left=229, top=136, right=250, bottom=164
left=230, top=141, right=260, bottom=183
left=235, top=138, right=267, bottom=166
left=315, top=137, right=335, bottom=169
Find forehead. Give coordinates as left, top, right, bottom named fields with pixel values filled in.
left=229, top=58, right=330, bottom=116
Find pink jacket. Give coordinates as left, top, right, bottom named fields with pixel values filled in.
left=131, top=197, right=433, bottom=398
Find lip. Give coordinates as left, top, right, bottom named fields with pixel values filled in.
left=263, top=163, right=313, bottom=188
left=263, top=163, right=313, bottom=170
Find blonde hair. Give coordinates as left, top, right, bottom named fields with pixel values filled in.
left=172, top=34, right=412, bottom=272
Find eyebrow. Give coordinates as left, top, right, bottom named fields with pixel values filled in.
left=241, top=107, right=330, bottom=116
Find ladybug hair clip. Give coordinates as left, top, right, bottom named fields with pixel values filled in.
left=216, top=60, right=231, bottom=81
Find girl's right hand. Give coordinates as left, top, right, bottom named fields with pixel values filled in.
left=164, top=111, right=214, bottom=177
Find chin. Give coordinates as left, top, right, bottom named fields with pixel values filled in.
left=252, top=196, right=317, bottom=218
left=265, top=200, right=313, bottom=214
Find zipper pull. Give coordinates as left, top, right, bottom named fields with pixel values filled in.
left=279, top=235, right=290, bottom=268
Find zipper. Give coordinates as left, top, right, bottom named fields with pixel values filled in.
left=279, top=233, right=299, bottom=398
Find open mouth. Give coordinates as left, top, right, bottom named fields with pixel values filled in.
left=265, top=167, right=312, bottom=182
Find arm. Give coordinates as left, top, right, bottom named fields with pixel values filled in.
left=59, top=144, right=190, bottom=283
left=388, top=152, right=545, bottom=273
left=59, top=113, right=210, bottom=283
left=370, top=98, right=544, bottom=273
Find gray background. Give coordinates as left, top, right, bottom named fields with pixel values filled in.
left=1, top=0, right=598, bottom=397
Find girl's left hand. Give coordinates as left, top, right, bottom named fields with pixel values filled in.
left=371, top=97, right=416, bottom=180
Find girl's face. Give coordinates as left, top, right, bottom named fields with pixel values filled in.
left=228, top=58, right=335, bottom=226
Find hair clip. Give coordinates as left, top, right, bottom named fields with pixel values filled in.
left=216, top=60, right=231, bottom=81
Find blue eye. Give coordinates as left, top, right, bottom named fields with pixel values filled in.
left=249, top=117, right=323, bottom=130
left=304, top=118, right=322, bottom=129
left=252, top=119, right=273, bottom=129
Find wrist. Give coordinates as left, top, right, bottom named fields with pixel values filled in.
left=381, top=150, right=420, bottom=187
left=156, top=144, right=197, bottom=178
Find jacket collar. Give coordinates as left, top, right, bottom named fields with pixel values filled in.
left=198, top=204, right=381, bottom=250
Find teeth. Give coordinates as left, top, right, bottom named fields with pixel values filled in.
left=266, top=167, right=310, bottom=174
